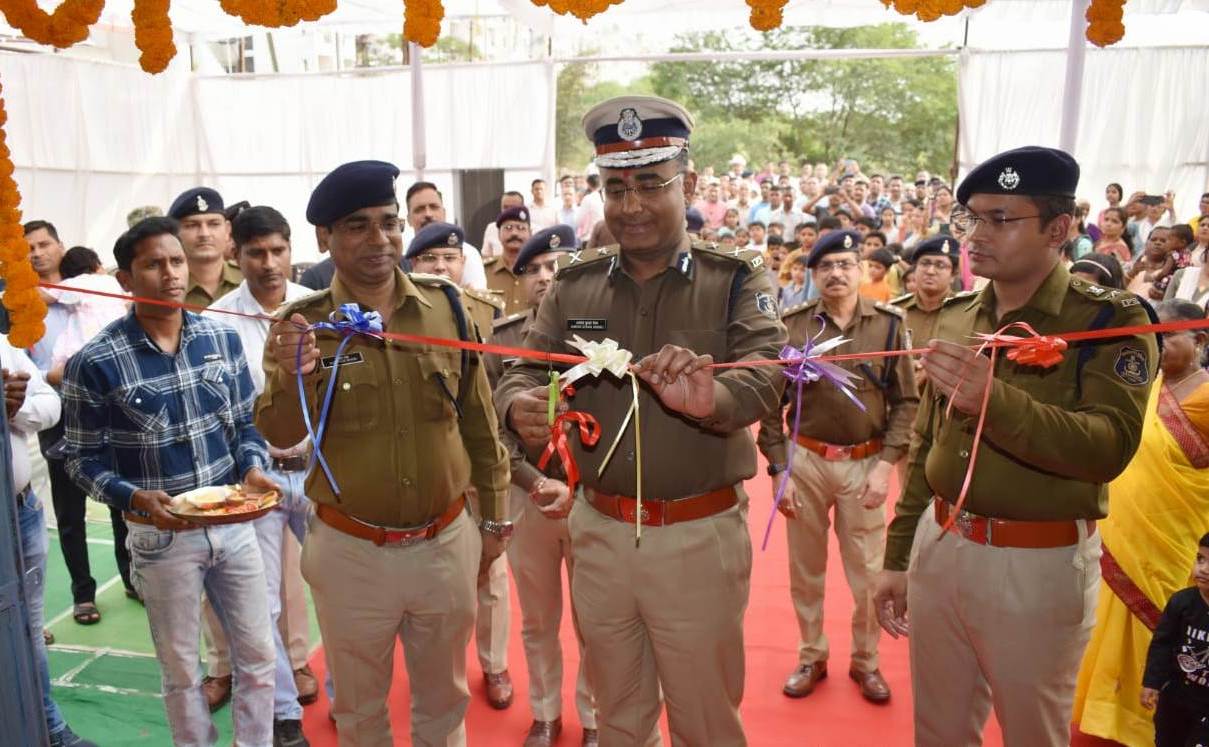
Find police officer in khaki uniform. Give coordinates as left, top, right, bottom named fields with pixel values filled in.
left=892, top=234, right=960, bottom=392
left=483, top=206, right=532, bottom=315
left=488, top=225, right=600, bottom=747
left=255, top=160, right=512, bottom=747
left=495, top=95, right=787, bottom=746
left=873, top=147, right=1159, bottom=747
left=168, top=187, right=244, bottom=308
left=757, top=229, right=918, bottom=705
left=405, top=220, right=517, bottom=709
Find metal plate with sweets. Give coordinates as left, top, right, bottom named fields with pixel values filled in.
left=168, top=485, right=281, bottom=525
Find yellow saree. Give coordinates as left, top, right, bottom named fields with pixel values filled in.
left=1073, top=377, right=1209, bottom=746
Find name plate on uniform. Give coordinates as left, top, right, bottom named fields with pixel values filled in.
left=567, top=318, right=607, bottom=331
left=320, top=352, right=365, bottom=369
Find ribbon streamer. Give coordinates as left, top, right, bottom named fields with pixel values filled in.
left=537, top=410, right=602, bottom=497
left=296, top=303, right=384, bottom=495
left=763, top=324, right=865, bottom=550
left=562, top=334, right=633, bottom=385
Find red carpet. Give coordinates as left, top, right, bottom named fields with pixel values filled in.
left=303, top=467, right=1007, bottom=746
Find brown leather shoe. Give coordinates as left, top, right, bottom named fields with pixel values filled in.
left=484, top=670, right=513, bottom=709
left=522, top=718, right=562, bottom=747
left=782, top=661, right=828, bottom=698
left=849, top=668, right=891, bottom=703
left=582, top=727, right=599, bottom=746
left=294, top=665, right=318, bottom=705
left=202, top=674, right=232, bottom=712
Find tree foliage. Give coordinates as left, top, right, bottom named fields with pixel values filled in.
left=647, top=24, right=957, bottom=177
left=555, top=60, right=653, bottom=174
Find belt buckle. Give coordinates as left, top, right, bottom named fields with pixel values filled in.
left=954, top=509, right=976, bottom=540
left=618, top=502, right=653, bottom=525
left=823, top=444, right=851, bottom=461
left=379, top=524, right=432, bottom=547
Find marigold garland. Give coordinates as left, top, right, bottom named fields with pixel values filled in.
left=0, top=79, right=48, bottom=348
left=746, top=0, right=788, bottom=31
left=403, top=0, right=444, bottom=47
left=1086, top=0, right=1126, bottom=47
left=218, top=0, right=336, bottom=29
left=0, top=0, right=104, bottom=48
left=131, top=0, right=175, bottom=73
left=527, top=0, right=624, bottom=25
left=880, top=0, right=985, bottom=24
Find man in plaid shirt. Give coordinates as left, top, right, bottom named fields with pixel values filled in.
left=61, top=216, right=281, bottom=747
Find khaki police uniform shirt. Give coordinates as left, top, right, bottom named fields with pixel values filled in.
left=462, top=286, right=505, bottom=342
left=493, top=241, right=788, bottom=500
left=756, top=296, right=918, bottom=468
left=484, top=256, right=528, bottom=316
left=892, top=291, right=950, bottom=351
left=185, top=261, right=243, bottom=308
left=487, top=309, right=548, bottom=493
left=884, top=262, right=1159, bottom=571
left=254, top=268, right=510, bottom=526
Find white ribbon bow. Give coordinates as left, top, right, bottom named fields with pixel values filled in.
left=561, top=335, right=633, bottom=385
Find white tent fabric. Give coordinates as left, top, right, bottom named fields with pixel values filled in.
left=958, top=45, right=1209, bottom=216
left=0, top=51, right=550, bottom=261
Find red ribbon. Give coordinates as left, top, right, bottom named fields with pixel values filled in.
left=537, top=410, right=601, bottom=497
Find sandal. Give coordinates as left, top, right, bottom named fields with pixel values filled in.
left=72, top=602, right=101, bottom=625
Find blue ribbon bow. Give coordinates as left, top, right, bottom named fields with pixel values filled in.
left=296, top=303, right=384, bottom=496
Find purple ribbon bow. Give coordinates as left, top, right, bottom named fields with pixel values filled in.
left=762, top=320, right=866, bottom=550
left=296, top=303, right=385, bottom=495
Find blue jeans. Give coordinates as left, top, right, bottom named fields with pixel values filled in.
left=128, top=519, right=275, bottom=747
left=253, top=470, right=310, bottom=721
left=17, top=489, right=67, bottom=737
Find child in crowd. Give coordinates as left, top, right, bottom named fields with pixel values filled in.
left=1127, top=226, right=1175, bottom=301
left=1095, top=206, right=1134, bottom=263
left=779, top=253, right=811, bottom=309
left=1141, top=533, right=1209, bottom=747
left=1167, top=225, right=1196, bottom=275
left=859, top=248, right=895, bottom=302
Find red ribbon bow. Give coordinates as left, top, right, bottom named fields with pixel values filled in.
left=537, top=410, right=602, bottom=497
left=977, top=322, right=1068, bottom=369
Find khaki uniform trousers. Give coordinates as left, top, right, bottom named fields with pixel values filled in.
left=786, top=447, right=885, bottom=673
left=204, top=527, right=311, bottom=676
left=467, top=489, right=510, bottom=675
left=506, top=485, right=596, bottom=726
left=302, top=508, right=480, bottom=747
left=569, top=489, right=751, bottom=747
left=906, top=507, right=1101, bottom=747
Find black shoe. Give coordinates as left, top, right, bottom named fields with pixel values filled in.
left=273, top=719, right=309, bottom=747
left=49, top=725, right=98, bottom=747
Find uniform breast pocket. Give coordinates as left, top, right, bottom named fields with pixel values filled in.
left=198, top=366, right=235, bottom=427
left=319, top=358, right=382, bottom=434
left=667, top=329, right=727, bottom=361
left=116, top=385, right=170, bottom=432
left=416, top=352, right=462, bottom=421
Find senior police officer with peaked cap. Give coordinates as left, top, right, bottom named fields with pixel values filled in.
left=873, top=146, right=1159, bottom=746
left=495, top=95, right=787, bottom=746
left=255, top=160, right=512, bottom=747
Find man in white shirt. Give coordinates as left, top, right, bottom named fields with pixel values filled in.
left=4, top=337, right=97, bottom=747
left=556, top=183, right=579, bottom=230
left=769, top=186, right=811, bottom=235
left=575, top=174, right=604, bottom=244
left=403, top=182, right=487, bottom=289
left=205, top=206, right=315, bottom=747
left=481, top=191, right=526, bottom=259
left=527, top=179, right=558, bottom=231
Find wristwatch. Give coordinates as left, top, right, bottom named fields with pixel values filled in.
left=479, top=519, right=515, bottom=540
left=767, top=463, right=787, bottom=477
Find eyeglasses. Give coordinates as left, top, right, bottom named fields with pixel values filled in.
left=415, top=252, right=463, bottom=265
left=815, top=259, right=859, bottom=273
left=522, top=258, right=559, bottom=276
left=603, top=174, right=683, bottom=203
left=916, top=258, right=953, bottom=272
left=336, top=216, right=404, bottom=238
left=950, top=208, right=1041, bottom=234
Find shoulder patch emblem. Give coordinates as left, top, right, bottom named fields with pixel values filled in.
left=1118, top=295, right=1141, bottom=308
left=755, top=291, right=777, bottom=320
left=1114, top=346, right=1149, bottom=386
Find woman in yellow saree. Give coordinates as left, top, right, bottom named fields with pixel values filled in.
left=1074, top=299, right=1209, bottom=746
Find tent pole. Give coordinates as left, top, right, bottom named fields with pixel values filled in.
left=411, top=42, right=426, bottom=182
left=544, top=34, right=557, bottom=185
left=1059, top=0, right=1090, bottom=152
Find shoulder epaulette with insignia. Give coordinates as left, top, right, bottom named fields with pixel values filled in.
left=941, top=289, right=979, bottom=306
left=464, top=286, right=505, bottom=311
left=693, top=240, right=766, bottom=271
left=483, top=256, right=499, bottom=268
left=274, top=288, right=331, bottom=319
left=556, top=244, right=618, bottom=274
left=890, top=292, right=915, bottom=307
left=781, top=298, right=820, bottom=319
left=874, top=300, right=906, bottom=317
left=492, top=311, right=527, bottom=332
left=409, top=271, right=458, bottom=289
left=1069, top=276, right=1115, bottom=301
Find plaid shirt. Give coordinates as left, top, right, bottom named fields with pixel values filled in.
left=61, top=310, right=269, bottom=512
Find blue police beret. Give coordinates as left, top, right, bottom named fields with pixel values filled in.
left=514, top=224, right=576, bottom=274
left=911, top=234, right=960, bottom=268
left=685, top=207, right=705, bottom=233
left=495, top=206, right=530, bottom=227
left=306, top=160, right=400, bottom=226
left=806, top=229, right=861, bottom=268
left=406, top=221, right=463, bottom=260
left=956, top=146, right=1079, bottom=205
left=168, top=187, right=224, bottom=220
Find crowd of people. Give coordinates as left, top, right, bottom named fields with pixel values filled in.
left=2, top=91, right=1209, bottom=747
